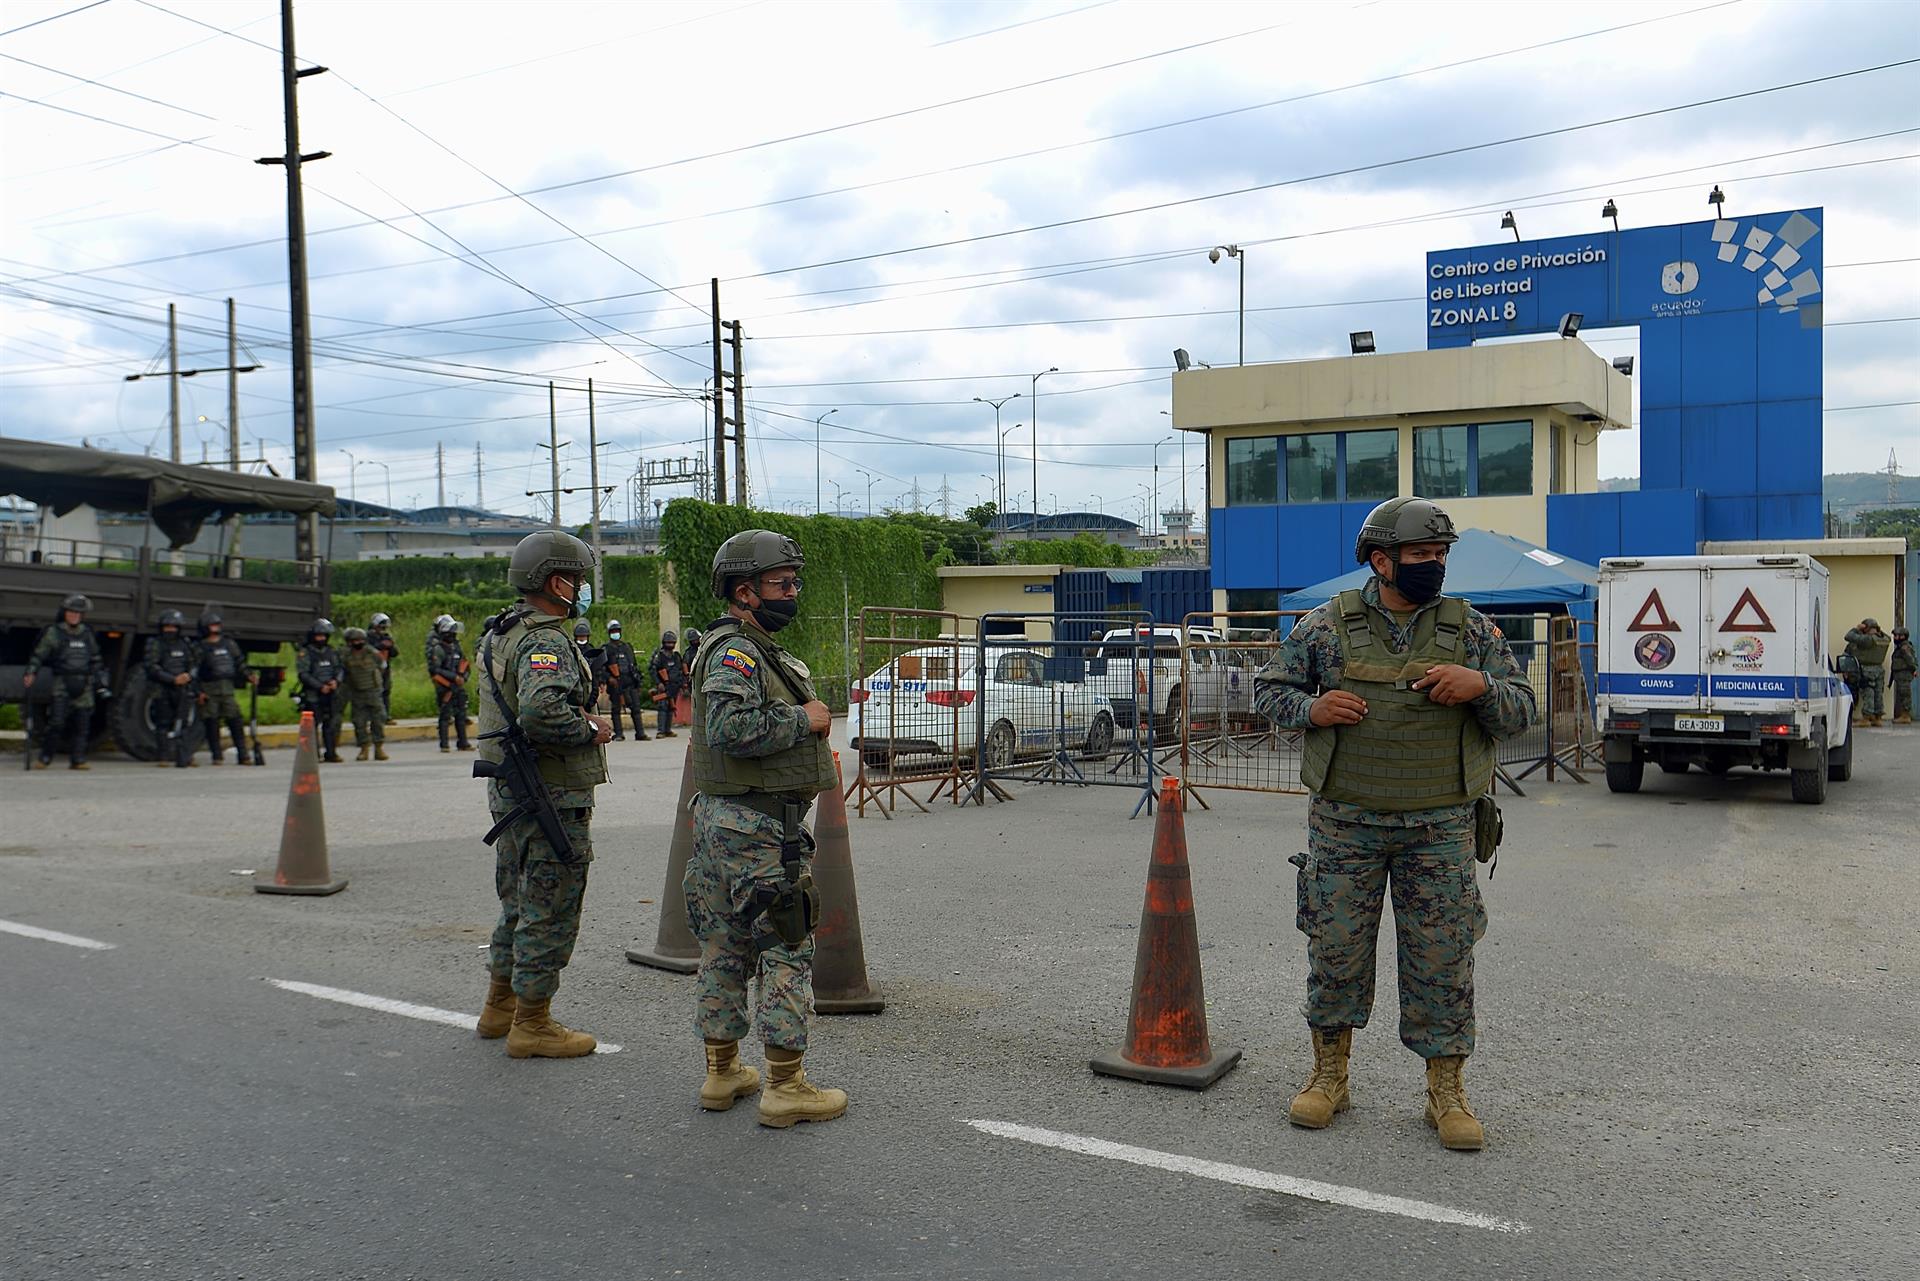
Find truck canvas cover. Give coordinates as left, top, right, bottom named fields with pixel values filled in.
left=0, top=438, right=336, bottom=548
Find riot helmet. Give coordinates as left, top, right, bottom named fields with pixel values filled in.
left=433, top=613, right=457, bottom=635
left=158, top=608, right=186, bottom=632
left=370, top=612, right=392, bottom=631
left=61, top=592, right=92, bottom=617
left=683, top=627, right=702, bottom=651
left=451, top=620, right=464, bottom=636
left=573, top=620, right=591, bottom=640
left=661, top=630, right=677, bottom=649
left=1353, top=496, right=1459, bottom=564
left=711, top=529, right=804, bottom=600
left=309, top=618, right=336, bottom=643
left=607, top=619, right=622, bottom=638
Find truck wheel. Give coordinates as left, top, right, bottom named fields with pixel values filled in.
left=1604, top=758, right=1644, bottom=793
left=1826, top=729, right=1853, bottom=783
left=1790, top=745, right=1829, bottom=804
left=113, top=667, right=162, bottom=762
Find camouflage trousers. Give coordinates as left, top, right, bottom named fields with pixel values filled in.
left=349, top=691, right=386, bottom=746
left=1296, top=796, right=1487, bottom=1059
left=1856, top=666, right=1885, bottom=718
left=1895, top=673, right=1914, bottom=720
left=486, top=796, right=594, bottom=1001
left=684, top=795, right=814, bottom=1052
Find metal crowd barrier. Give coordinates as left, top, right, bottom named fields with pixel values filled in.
left=845, top=606, right=975, bottom=819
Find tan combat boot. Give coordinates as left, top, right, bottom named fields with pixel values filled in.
left=758, top=1047, right=847, bottom=1128
left=476, top=976, right=515, bottom=1039
left=699, top=1039, right=762, bottom=1111
left=1424, top=1055, right=1485, bottom=1151
left=374, top=744, right=390, bottom=761
left=1288, top=1027, right=1352, bottom=1129
left=356, top=744, right=370, bottom=761
left=505, top=997, right=597, bottom=1059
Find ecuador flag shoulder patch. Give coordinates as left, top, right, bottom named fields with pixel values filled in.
left=719, top=646, right=758, bottom=676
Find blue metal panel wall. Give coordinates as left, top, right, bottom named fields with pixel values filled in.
left=1143, top=567, right=1211, bottom=628
left=1276, top=503, right=1349, bottom=588
left=1547, top=489, right=1703, bottom=562
left=1210, top=505, right=1278, bottom=588
left=1428, top=209, right=1823, bottom=541
left=1055, top=570, right=1109, bottom=649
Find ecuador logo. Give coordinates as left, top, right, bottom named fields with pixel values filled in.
left=720, top=647, right=758, bottom=676
left=528, top=651, right=561, bottom=672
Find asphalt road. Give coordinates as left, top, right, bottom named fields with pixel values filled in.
left=2, top=725, right=1915, bottom=1280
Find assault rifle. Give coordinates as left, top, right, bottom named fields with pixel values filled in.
left=248, top=681, right=265, bottom=766
left=471, top=635, right=576, bottom=863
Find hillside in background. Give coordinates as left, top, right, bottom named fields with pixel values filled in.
left=1596, top=472, right=1911, bottom=513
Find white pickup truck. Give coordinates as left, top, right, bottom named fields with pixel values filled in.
left=1596, top=553, right=1853, bottom=804
left=1086, top=624, right=1244, bottom=734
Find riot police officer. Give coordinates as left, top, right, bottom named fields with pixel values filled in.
left=144, top=609, right=199, bottom=768
left=23, top=592, right=106, bottom=770
left=472, top=530, right=612, bottom=1057
left=573, top=618, right=608, bottom=712
left=343, top=627, right=389, bottom=761
left=601, top=619, right=648, bottom=741
left=1252, top=497, right=1535, bottom=1152
left=296, top=618, right=346, bottom=763
left=428, top=613, right=473, bottom=752
left=650, top=630, right=686, bottom=739
left=369, top=612, right=398, bottom=723
left=687, top=529, right=846, bottom=1127
left=195, top=611, right=256, bottom=765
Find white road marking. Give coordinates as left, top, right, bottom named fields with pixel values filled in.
left=0, top=919, right=115, bottom=951
left=965, top=1119, right=1530, bottom=1235
left=265, top=979, right=622, bottom=1052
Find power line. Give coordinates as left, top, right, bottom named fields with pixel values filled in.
left=0, top=0, right=112, bottom=41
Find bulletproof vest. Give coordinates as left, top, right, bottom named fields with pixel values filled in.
left=1300, top=590, right=1494, bottom=811
left=690, top=618, right=837, bottom=799
left=202, top=639, right=237, bottom=682
left=152, top=635, right=194, bottom=677
left=53, top=625, right=97, bottom=676
left=305, top=644, right=340, bottom=683
left=1850, top=632, right=1890, bottom=667
left=373, top=632, right=396, bottom=658
left=477, top=611, right=608, bottom=790
left=344, top=647, right=383, bottom=690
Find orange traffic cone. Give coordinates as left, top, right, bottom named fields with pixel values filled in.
left=254, top=710, right=348, bottom=896
left=625, top=742, right=701, bottom=973
left=812, top=752, right=883, bottom=1014
left=1090, top=776, right=1239, bottom=1088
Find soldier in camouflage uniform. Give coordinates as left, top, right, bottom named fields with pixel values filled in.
left=1252, top=496, right=1535, bottom=1152
left=195, top=611, right=256, bottom=765
left=144, top=609, right=200, bottom=769
left=687, top=529, right=846, bottom=1128
left=1844, top=619, right=1890, bottom=727
left=472, top=530, right=613, bottom=1059
left=341, top=627, right=389, bottom=761
left=295, top=619, right=345, bottom=763
left=23, top=592, right=106, bottom=770
left=427, top=615, right=474, bottom=752
left=1891, top=627, right=1915, bottom=725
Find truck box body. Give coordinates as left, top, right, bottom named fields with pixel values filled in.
left=1596, top=554, right=1851, bottom=802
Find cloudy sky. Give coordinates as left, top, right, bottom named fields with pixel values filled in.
left=3, top=0, right=1916, bottom=527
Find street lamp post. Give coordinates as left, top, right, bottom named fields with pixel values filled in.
left=1209, top=245, right=1245, bottom=366
left=338, top=448, right=359, bottom=501
left=1000, top=424, right=1021, bottom=516
left=814, top=409, right=838, bottom=514
left=974, top=393, right=1021, bottom=516
left=856, top=469, right=876, bottom=518
left=370, top=459, right=392, bottom=509
left=1028, top=367, right=1057, bottom=539
left=1151, top=434, right=1172, bottom=542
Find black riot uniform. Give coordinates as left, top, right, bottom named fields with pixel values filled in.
left=143, top=611, right=200, bottom=768
left=297, top=621, right=346, bottom=763
left=194, top=618, right=253, bottom=765
left=24, top=594, right=107, bottom=769
left=649, top=633, right=686, bottom=737
left=601, top=621, right=648, bottom=741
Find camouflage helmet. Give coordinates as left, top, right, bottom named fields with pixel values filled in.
left=344, top=626, right=368, bottom=643
left=158, top=608, right=186, bottom=630
left=711, top=528, right=804, bottom=600
left=508, top=529, right=596, bottom=594
left=61, top=593, right=92, bottom=614
left=1354, top=496, right=1459, bottom=564
left=310, top=618, right=335, bottom=639
left=1863, top=618, right=1881, bottom=629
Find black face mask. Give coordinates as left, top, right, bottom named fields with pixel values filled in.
left=1391, top=558, right=1446, bottom=606
left=750, top=596, right=799, bottom=633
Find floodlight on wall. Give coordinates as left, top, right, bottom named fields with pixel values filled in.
left=1558, top=312, right=1583, bottom=339
left=1708, top=184, right=1725, bottom=214
left=1172, top=348, right=1192, bottom=372
left=1500, top=210, right=1519, bottom=241
left=1602, top=198, right=1619, bottom=232
left=1349, top=331, right=1375, bottom=355
left=1612, top=356, right=1635, bottom=375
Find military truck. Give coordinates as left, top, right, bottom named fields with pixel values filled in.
left=2, top=438, right=336, bottom=760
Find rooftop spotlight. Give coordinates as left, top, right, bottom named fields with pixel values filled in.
left=1172, top=348, right=1192, bottom=372
left=1612, top=356, right=1636, bottom=375
left=1708, top=185, right=1726, bottom=214
left=1349, top=331, right=1376, bottom=355
left=1500, top=210, right=1519, bottom=241
left=1558, top=312, right=1583, bottom=339
left=1602, top=198, right=1619, bottom=232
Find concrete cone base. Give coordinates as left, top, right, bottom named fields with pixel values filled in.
left=624, top=946, right=699, bottom=974
left=1090, top=1046, right=1242, bottom=1089
left=255, top=876, right=349, bottom=897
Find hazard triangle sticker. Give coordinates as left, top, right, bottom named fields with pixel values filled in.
left=1627, top=589, right=1681, bottom=632
left=1718, top=587, right=1776, bottom=633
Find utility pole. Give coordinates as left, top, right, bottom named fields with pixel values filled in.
left=256, top=0, right=330, bottom=571
left=547, top=381, right=561, bottom=526
left=725, top=319, right=747, bottom=505
left=710, top=278, right=727, bottom=504
left=436, top=441, right=445, bottom=508
left=123, top=302, right=259, bottom=468
left=587, top=379, right=603, bottom=601
left=226, top=298, right=243, bottom=565
left=474, top=442, right=484, bottom=510
left=168, top=304, right=180, bottom=462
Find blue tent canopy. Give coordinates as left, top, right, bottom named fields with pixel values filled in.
left=1278, top=528, right=1599, bottom=614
